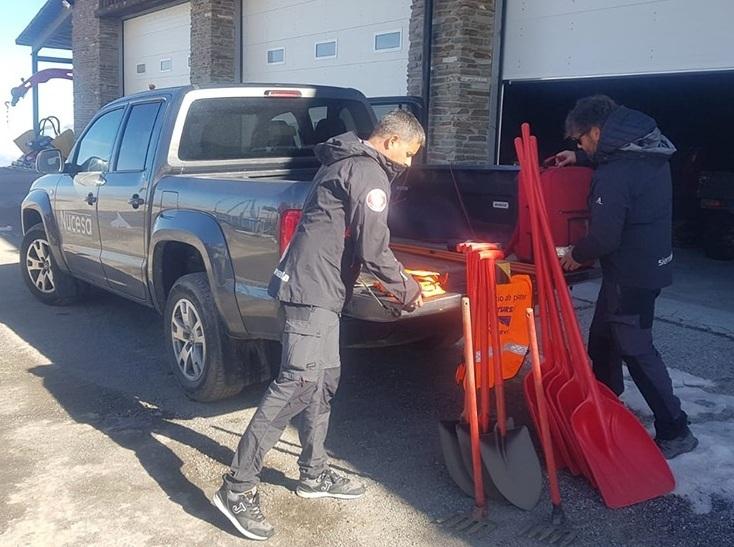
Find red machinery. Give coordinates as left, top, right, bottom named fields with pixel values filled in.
left=8, top=68, right=73, bottom=107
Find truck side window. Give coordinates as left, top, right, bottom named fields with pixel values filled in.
left=116, top=102, right=162, bottom=172
left=74, top=108, right=124, bottom=172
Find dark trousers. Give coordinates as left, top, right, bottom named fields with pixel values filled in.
left=226, top=303, right=341, bottom=492
left=588, top=279, right=688, bottom=440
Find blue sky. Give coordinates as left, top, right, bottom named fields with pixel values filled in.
left=0, top=0, right=73, bottom=166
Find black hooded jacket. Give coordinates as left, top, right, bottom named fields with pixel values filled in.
left=571, top=107, right=676, bottom=289
left=268, top=132, right=421, bottom=312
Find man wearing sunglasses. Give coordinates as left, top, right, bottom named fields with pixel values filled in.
left=552, top=95, right=697, bottom=460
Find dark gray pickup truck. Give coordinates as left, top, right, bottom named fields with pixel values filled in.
left=21, top=83, right=590, bottom=401
left=21, top=84, right=481, bottom=401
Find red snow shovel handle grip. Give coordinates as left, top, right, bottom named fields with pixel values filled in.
left=461, top=297, right=486, bottom=509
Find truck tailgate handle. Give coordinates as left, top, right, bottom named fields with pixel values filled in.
left=128, top=194, right=145, bottom=209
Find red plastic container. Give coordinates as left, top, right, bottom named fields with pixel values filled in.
left=514, top=167, right=593, bottom=262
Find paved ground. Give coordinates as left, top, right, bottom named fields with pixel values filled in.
left=1, top=167, right=733, bottom=546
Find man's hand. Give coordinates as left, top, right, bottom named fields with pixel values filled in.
left=559, top=249, right=583, bottom=271
left=543, top=150, right=577, bottom=168
left=406, top=294, right=424, bottom=312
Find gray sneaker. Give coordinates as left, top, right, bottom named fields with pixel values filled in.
left=656, top=428, right=699, bottom=459
left=212, top=480, right=275, bottom=540
left=296, top=469, right=366, bottom=499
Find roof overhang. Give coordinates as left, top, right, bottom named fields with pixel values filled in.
left=16, top=0, right=73, bottom=53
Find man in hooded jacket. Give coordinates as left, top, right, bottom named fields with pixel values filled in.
left=212, top=110, right=425, bottom=540
left=554, top=95, right=698, bottom=461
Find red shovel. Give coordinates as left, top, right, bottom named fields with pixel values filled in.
left=521, top=125, right=675, bottom=508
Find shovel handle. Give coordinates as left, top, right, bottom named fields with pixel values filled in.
left=484, top=254, right=507, bottom=436
left=461, top=297, right=486, bottom=509
left=526, top=307, right=562, bottom=506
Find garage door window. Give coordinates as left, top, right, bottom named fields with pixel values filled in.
left=116, top=102, right=162, bottom=172
left=374, top=31, right=401, bottom=52
left=315, top=40, right=337, bottom=60
left=267, top=48, right=285, bottom=65
left=160, top=58, right=172, bottom=72
left=178, top=97, right=373, bottom=161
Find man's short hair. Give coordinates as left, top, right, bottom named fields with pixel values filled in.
left=565, top=95, right=619, bottom=138
left=370, top=109, right=426, bottom=145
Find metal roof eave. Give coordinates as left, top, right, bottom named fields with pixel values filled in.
left=16, top=0, right=73, bottom=52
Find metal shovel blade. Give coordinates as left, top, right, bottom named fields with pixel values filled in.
left=438, top=420, right=475, bottom=498
left=455, top=423, right=505, bottom=500
left=479, top=424, right=543, bottom=511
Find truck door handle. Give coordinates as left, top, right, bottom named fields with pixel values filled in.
left=128, top=194, right=145, bottom=209
left=84, top=192, right=97, bottom=205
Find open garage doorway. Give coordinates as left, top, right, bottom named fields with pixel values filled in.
left=498, top=71, right=734, bottom=260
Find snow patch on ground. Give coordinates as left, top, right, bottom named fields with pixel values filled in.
left=620, top=368, right=734, bottom=514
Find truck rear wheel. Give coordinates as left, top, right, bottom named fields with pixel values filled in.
left=164, top=273, right=245, bottom=401
left=20, top=224, right=80, bottom=305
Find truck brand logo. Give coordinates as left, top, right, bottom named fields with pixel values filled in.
left=492, top=201, right=509, bottom=209
left=60, top=211, right=93, bottom=236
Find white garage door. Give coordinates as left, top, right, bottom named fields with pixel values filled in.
left=242, top=0, right=411, bottom=97
left=503, top=0, right=734, bottom=81
left=123, top=3, right=191, bottom=95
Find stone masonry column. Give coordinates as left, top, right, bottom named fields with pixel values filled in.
left=190, top=0, right=238, bottom=85
left=408, top=0, right=496, bottom=164
left=72, top=0, right=122, bottom=134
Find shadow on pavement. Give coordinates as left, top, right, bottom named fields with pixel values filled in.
left=0, top=254, right=532, bottom=544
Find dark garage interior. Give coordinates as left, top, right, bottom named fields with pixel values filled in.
left=498, top=71, right=734, bottom=259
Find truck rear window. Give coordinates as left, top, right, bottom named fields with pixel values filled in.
left=178, top=97, right=373, bottom=161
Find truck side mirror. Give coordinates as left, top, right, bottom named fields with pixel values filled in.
left=35, top=148, right=63, bottom=174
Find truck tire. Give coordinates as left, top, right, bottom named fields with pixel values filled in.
left=164, top=273, right=245, bottom=401
left=20, top=224, right=80, bottom=305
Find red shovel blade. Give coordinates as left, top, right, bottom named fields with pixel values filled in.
left=523, top=371, right=570, bottom=472
left=571, top=397, right=675, bottom=508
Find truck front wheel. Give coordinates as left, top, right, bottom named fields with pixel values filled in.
left=20, top=224, right=80, bottom=305
left=164, top=273, right=245, bottom=401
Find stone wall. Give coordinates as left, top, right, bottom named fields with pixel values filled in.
left=72, top=0, right=122, bottom=134
left=408, top=0, right=497, bottom=164
left=190, top=0, right=238, bottom=85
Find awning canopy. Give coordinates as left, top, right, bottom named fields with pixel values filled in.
left=16, top=0, right=73, bottom=52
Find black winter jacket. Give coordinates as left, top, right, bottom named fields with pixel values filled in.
left=571, top=107, right=676, bottom=289
left=268, top=132, right=421, bottom=312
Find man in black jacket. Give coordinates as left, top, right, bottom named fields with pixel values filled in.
left=212, top=110, right=425, bottom=540
left=556, top=95, right=697, bottom=461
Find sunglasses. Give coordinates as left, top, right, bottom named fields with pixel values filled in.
left=569, top=130, right=589, bottom=147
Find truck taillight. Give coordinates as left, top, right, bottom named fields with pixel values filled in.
left=279, top=209, right=302, bottom=255
left=701, top=198, right=724, bottom=209
left=265, top=89, right=302, bottom=97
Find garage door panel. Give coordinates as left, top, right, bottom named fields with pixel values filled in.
left=504, top=0, right=734, bottom=80
left=242, top=0, right=410, bottom=97
left=243, top=0, right=409, bottom=45
left=123, top=3, right=191, bottom=95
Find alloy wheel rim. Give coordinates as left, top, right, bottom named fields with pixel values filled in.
left=170, top=298, right=207, bottom=381
left=26, top=238, right=55, bottom=294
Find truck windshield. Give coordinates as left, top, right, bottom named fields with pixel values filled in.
left=178, top=97, right=374, bottom=161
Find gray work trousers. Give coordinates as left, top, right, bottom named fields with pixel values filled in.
left=226, top=303, right=341, bottom=492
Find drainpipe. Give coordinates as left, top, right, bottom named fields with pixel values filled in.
left=487, top=0, right=506, bottom=164
left=421, top=0, right=434, bottom=156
